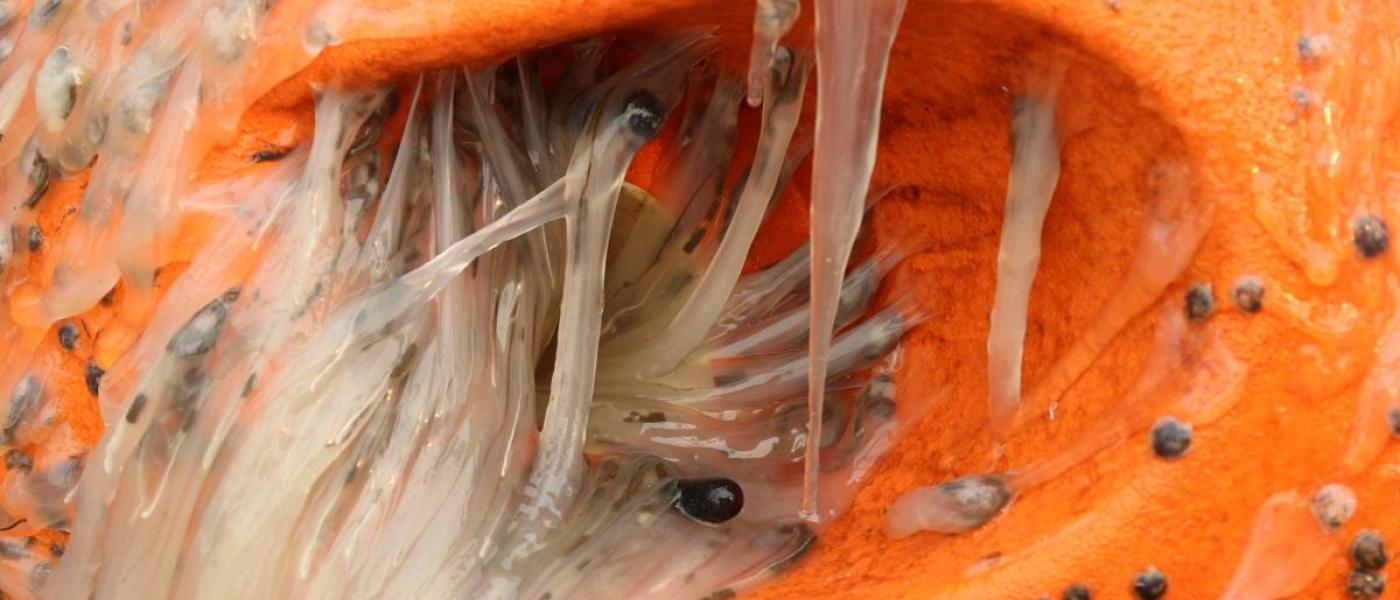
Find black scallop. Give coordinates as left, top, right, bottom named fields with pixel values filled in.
left=621, top=91, right=665, bottom=141
left=674, top=477, right=743, bottom=524
left=1351, top=531, right=1388, bottom=572
left=1185, top=283, right=1214, bottom=321
left=56, top=322, right=77, bottom=351
left=1062, top=584, right=1092, bottom=600
left=1353, top=215, right=1390, bottom=259
left=1348, top=570, right=1385, bottom=599
left=84, top=362, right=104, bottom=396
left=1150, top=417, right=1192, bottom=460
left=1132, top=567, right=1167, bottom=600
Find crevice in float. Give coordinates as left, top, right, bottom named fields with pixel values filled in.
left=884, top=130, right=1230, bottom=537
left=31, top=24, right=921, bottom=599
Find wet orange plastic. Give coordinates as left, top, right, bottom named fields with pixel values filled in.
left=15, top=0, right=1400, bottom=598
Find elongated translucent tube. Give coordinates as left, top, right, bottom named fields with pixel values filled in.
left=804, top=0, right=906, bottom=522
left=986, top=95, right=1060, bottom=436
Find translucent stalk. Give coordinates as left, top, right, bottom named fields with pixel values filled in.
left=986, top=94, right=1060, bottom=436
left=803, top=0, right=906, bottom=522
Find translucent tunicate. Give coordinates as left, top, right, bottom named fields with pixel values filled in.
left=986, top=93, right=1060, bottom=436
left=803, top=0, right=907, bottom=522
left=885, top=474, right=1011, bottom=537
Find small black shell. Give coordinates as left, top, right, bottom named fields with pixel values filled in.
left=1132, top=567, right=1167, bottom=600
left=56, top=322, right=77, bottom=351
left=1185, top=284, right=1214, bottom=321
left=84, top=362, right=104, bottom=396
left=1348, top=570, right=1385, bottom=599
left=1231, top=276, right=1264, bottom=314
left=1150, top=417, right=1193, bottom=460
left=1351, top=531, right=1388, bottom=572
left=621, top=91, right=665, bottom=141
left=1062, top=584, right=1092, bottom=600
left=1353, top=215, right=1390, bottom=259
left=675, top=477, right=744, bottom=524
